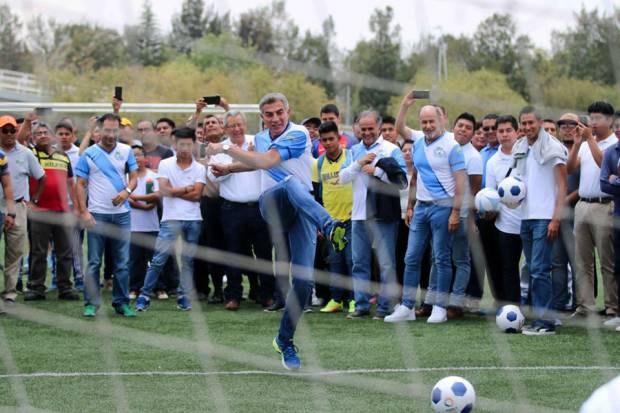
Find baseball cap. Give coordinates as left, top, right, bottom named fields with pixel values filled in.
left=0, top=116, right=17, bottom=128
left=121, top=117, right=133, bottom=127
left=301, top=117, right=321, bottom=128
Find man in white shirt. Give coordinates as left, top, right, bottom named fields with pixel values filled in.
left=207, top=111, right=273, bottom=310
left=339, top=111, right=407, bottom=320
left=513, top=106, right=567, bottom=335
left=567, top=101, right=618, bottom=318
left=485, top=115, right=523, bottom=306
left=76, top=113, right=138, bottom=317
left=135, top=128, right=206, bottom=312
left=443, top=112, right=482, bottom=319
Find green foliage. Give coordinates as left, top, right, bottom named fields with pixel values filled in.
left=0, top=4, right=32, bottom=71
left=347, top=6, right=402, bottom=115
left=190, top=33, right=256, bottom=71
left=169, top=0, right=231, bottom=54
left=542, top=76, right=620, bottom=113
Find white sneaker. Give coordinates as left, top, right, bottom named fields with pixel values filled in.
left=616, top=325, right=620, bottom=332
left=603, top=316, right=620, bottom=327
left=427, top=305, right=447, bottom=324
left=385, top=304, right=416, bottom=323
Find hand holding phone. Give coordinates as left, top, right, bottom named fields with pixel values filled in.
left=114, top=86, right=123, bottom=101
left=203, top=95, right=221, bottom=105
left=409, top=90, right=430, bottom=99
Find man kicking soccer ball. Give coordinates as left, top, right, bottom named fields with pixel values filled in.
left=208, top=93, right=347, bottom=370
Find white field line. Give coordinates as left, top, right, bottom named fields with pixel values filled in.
left=1, top=365, right=618, bottom=380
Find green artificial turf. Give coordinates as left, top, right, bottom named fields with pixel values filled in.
left=0, top=294, right=618, bottom=413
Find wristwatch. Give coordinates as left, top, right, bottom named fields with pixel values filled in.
left=222, top=144, right=230, bottom=154
left=125, top=187, right=133, bottom=194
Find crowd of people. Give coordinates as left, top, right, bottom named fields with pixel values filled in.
left=0, top=90, right=619, bottom=370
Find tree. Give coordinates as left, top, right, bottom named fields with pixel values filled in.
left=236, top=0, right=299, bottom=57
left=552, top=7, right=620, bottom=85
left=170, top=0, right=207, bottom=53
left=347, top=6, right=402, bottom=114
left=136, top=0, right=165, bottom=66
left=0, top=4, right=32, bottom=71
left=289, top=17, right=336, bottom=96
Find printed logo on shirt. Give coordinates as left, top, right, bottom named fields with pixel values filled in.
left=115, top=150, right=123, bottom=160
left=434, top=146, right=446, bottom=158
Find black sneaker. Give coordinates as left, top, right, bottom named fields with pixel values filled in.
left=264, top=301, right=285, bottom=312
left=208, top=292, right=224, bottom=304
left=24, top=291, right=46, bottom=301
left=347, top=310, right=370, bottom=319
left=58, top=291, right=80, bottom=301
left=522, top=323, right=556, bottom=336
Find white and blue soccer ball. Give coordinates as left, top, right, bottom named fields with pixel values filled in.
left=474, top=188, right=501, bottom=214
left=495, top=304, right=525, bottom=333
left=497, top=176, right=526, bottom=209
left=431, top=376, right=476, bottom=413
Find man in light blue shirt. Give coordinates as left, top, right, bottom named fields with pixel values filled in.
left=386, top=105, right=466, bottom=324
left=207, top=93, right=346, bottom=370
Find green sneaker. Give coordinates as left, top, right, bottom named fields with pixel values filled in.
left=348, top=300, right=356, bottom=314
left=328, top=221, right=348, bottom=253
left=83, top=304, right=97, bottom=317
left=320, top=299, right=343, bottom=313
left=115, top=304, right=137, bottom=317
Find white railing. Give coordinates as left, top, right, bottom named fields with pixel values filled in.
left=0, top=102, right=260, bottom=114
left=0, top=69, right=45, bottom=96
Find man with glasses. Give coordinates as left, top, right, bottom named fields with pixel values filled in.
left=25, top=122, right=79, bottom=301
left=207, top=111, right=273, bottom=310
left=568, top=102, right=618, bottom=319
left=466, top=113, right=500, bottom=312
left=0, top=115, right=45, bottom=305
left=76, top=113, right=138, bottom=317
left=551, top=114, right=581, bottom=314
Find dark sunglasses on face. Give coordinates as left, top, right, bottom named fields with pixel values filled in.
left=482, top=126, right=497, bottom=132
left=557, top=120, right=577, bottom=129
left=1, top=127, right=17, bottom=134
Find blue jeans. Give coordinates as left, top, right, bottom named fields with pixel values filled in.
left=402, top=202, right=453, bottom=309
left=521, top=219, right=554, bottom=326
left=551, top=218, right=575, bottom=311
left=140, top=220, right=201, bottom=298
left=326, top=220, right=353, bottom=302
left=84, top=212, right=131, bottom=308
left=351, top=219, right=399, bottom=314
left=445, top=219, right=470, bottom=307
left=259, top=176, right=333, bottom=345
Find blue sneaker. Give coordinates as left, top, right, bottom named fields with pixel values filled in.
left=135, top=295, right=150, bottom=312
left=177, top=295, right=191, bottom=311
left=272, top=336, right=301, bottom=370
left=74, top=278, right=84, bottom=292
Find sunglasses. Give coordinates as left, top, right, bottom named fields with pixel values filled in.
left=1, top=127, right=17, bottom=134
left=482, top=126, right=497, bottom=132
left=558, top=121, right=577, bottom=129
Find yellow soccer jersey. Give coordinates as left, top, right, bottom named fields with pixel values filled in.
left=315, top=151, right=353, bottom=221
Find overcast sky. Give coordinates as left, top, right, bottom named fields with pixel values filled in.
left=10, top=0, right=614, bottom=52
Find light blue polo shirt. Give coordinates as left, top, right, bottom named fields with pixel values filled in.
left=413, top=133, right=466, bottom=204
left=254, top=122, right=313, bottom=193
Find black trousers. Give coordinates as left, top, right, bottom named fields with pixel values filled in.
left=220, top=200, right=274, bottom=302
left=466, top=218, right=500, bottom=300
left=614, top=223, right=620, bottom=307
left=129, top=231, right=158, bottom=292
left=194, top=197, right=226, bottom=296
left=496, top=230, right=522, bottom=305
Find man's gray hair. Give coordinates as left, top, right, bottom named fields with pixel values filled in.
left=259, top=92, right=289, bottom=113
left=32, top=122, right=51, bottom=135
left=223, top=110, right=247, bottom=127
left=357, top=110, right=382, bottom=125
left=418, top=105, right=443, bottom=119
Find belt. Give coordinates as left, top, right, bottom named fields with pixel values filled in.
left=223, top=199, right=259, bottom=208
left=580, top=197, right=612, bottom=204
